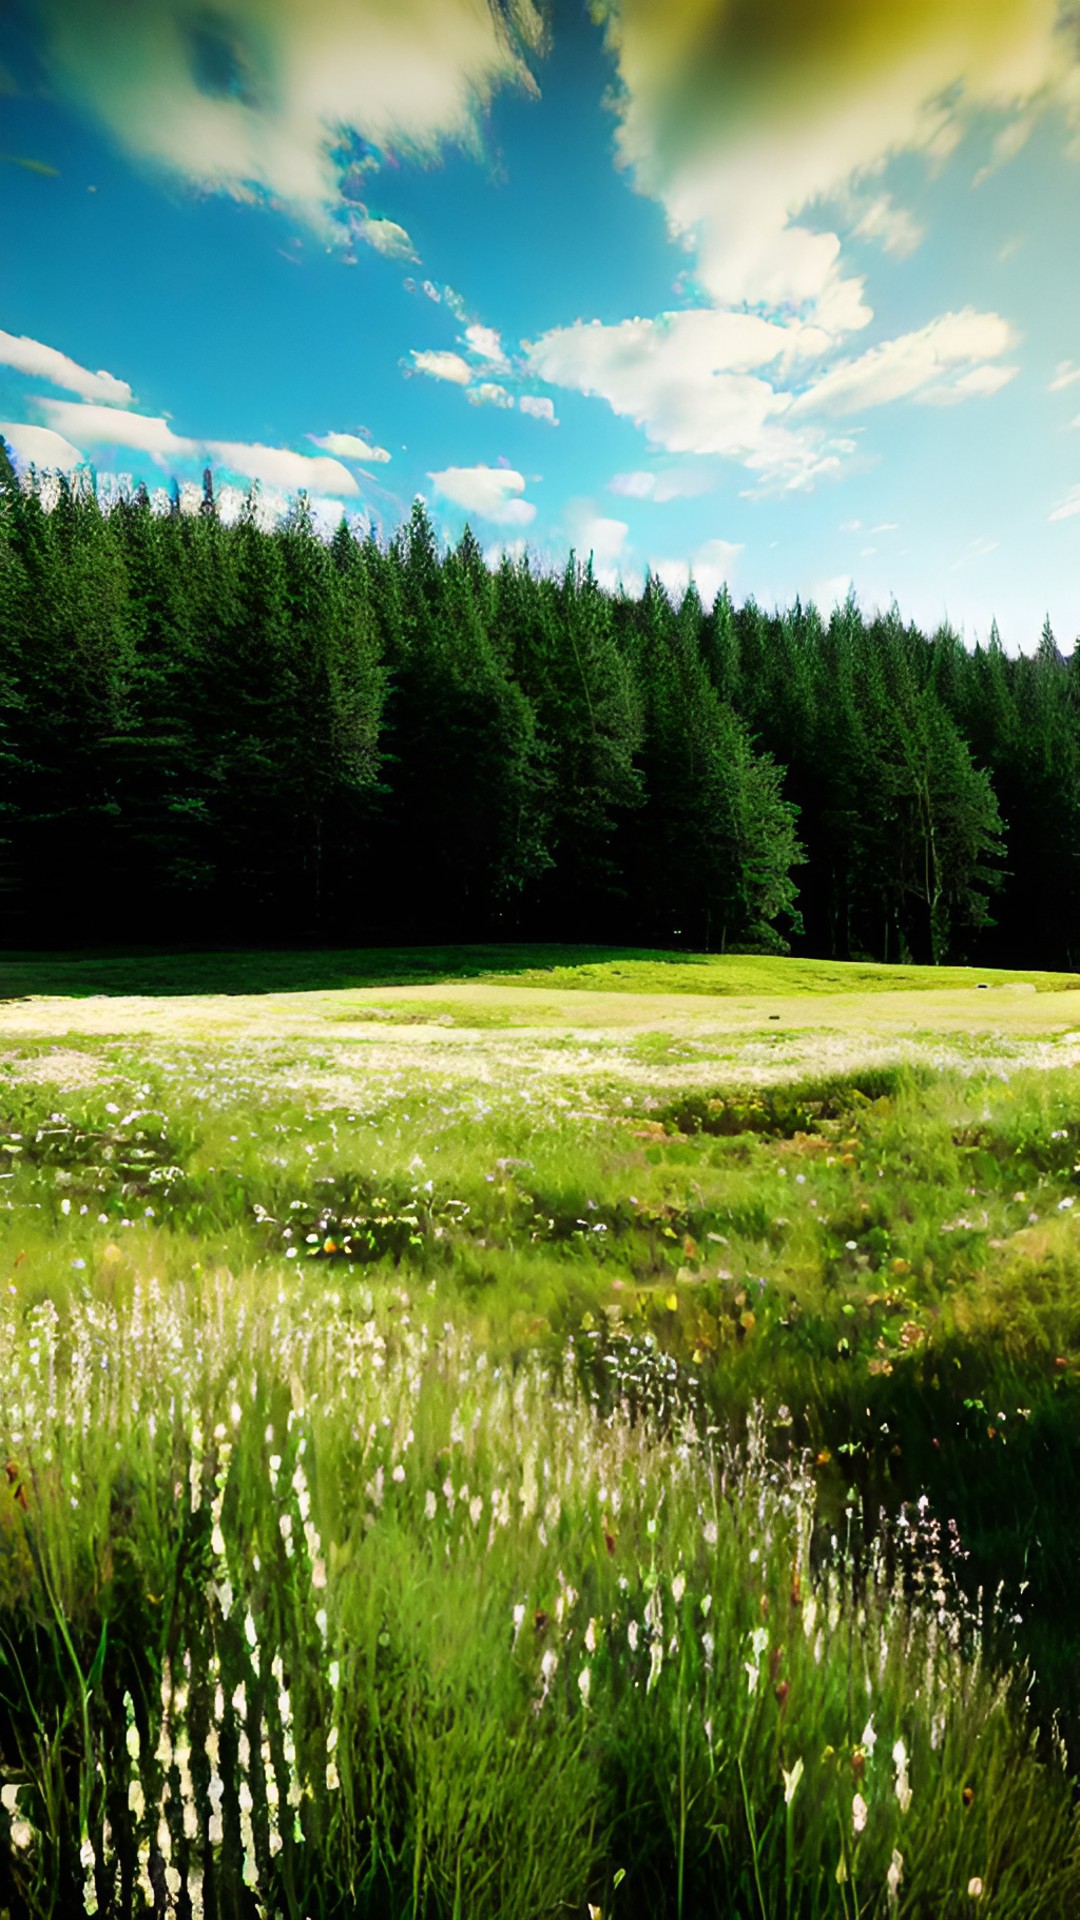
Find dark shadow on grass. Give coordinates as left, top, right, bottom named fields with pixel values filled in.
left=0, top=943, right=677, bottom=1000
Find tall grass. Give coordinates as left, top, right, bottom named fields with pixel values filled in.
left=1, top=1037, right=1079, bottom=1911
left=0, top=1267, right=1076, bottom=1918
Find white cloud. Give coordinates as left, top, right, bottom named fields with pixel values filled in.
left=609, top=470, right=655, bottom=498
left=790, top=309, right=1019, bottom=417
left=0, top=329, right=133, bottom=405
left=352, top=214, right=418, bottom=261
left=37, top=399, right=360, bottom=494
left=0, top=421, right=86, bottom=471
left=410, top=349, right=472, bottom=385
left=1049, top=486, right=1080, bottom=523
left=464, top=323, right=509, bottom=369
left=597, top=0, right=1070, bottom=330
left=35, top=0, right=543, bottom=237
left=208, top=439, right=360, bottom=495
left=1050, top=360, right=1080, bottom=392
left=466, top=382, right=514, bottom=409
left=311, top=430, right=391, bottom=463
left=40, top=399, right=193, bottom=463
left=428, top=463, right=536, bottom=526
left=519, top=394, right=558, bottom=425
left=528, top=306, right=844, bottom=487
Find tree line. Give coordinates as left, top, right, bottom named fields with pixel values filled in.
left=0, top=445, right=1076, bottom=967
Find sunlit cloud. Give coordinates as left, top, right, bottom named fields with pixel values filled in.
left=409, top=349, right=473, bottom=385
left=789, top=309, right=1018, bottom=417
left=311, top=431, right=391, bottom=463
left=530, top=300, right=1016, bottom=488
left=527, top=307, right=845, bottom=486
left=31, top=0, right=545, bottom=237
left=0, top=328, right=133, bottom=404
left=37, top=398, right=361, bottom=495
left=0, top=420, right=86, bottom=471
left=428, top=463, right=536, bottom=525
left=464, top=323, right=509, bottom=369
left=594, top=0, right=1072, bottom=327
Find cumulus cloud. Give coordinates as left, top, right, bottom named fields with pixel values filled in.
left=311, top=430, right=391, bottom=463
left=464, top=323, right=509, bottom=369
left=594, top=0, right=1071, bottom=326
left=466, top=382, right=514, bottom=408
left=37, top=399, right=360, bottom=494
left=410, top=349, right=473, bottom=385
left=527, top=306, right=844, bottom=486
left=0, top=420, right=86, bottom=471
left=519, top=394, right=558, bottom=425
left=428, top=463, right=536, bottom=526
left=32, top=0, right=544, bottom=237
left=530, top=302, right=1017, bottom=486
left=0, top=328, right=133, bottom=404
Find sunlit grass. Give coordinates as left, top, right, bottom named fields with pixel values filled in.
left=0, top=966, right=1079, bottom=1912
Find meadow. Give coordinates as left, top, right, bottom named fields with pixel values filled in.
left=0, top=947, right=1079, bottom=1918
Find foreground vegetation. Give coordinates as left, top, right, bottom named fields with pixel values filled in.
left=0, top=950, right=1079, bottom=1913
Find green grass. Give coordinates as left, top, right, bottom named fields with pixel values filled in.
left=1, top=953, right=1079, bottom=1913
left=1, top=943, right=1076, bottom=1000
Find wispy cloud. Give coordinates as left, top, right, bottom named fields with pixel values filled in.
left=0, top=328, right=133, bottom=404
left=1049, top=360, right=1080, bottom=392
left=1049, top=485, right=1080, bottom=523
left=428, top=463, right=536, bottom=526
left=1, top=153, right=60, bottom=177
left=789, top=309, right=1018, bottom=417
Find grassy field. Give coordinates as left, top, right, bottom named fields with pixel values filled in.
left=0, top=949, right=1079, bottom=1917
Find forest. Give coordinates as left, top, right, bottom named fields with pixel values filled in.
left=1, top=440, right=1077, bottom=968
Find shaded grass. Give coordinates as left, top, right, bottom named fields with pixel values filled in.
left=0, top=944, right=1076, bottom=1002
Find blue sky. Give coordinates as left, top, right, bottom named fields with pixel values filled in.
left=2, top=0, right=1079, bottom=648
